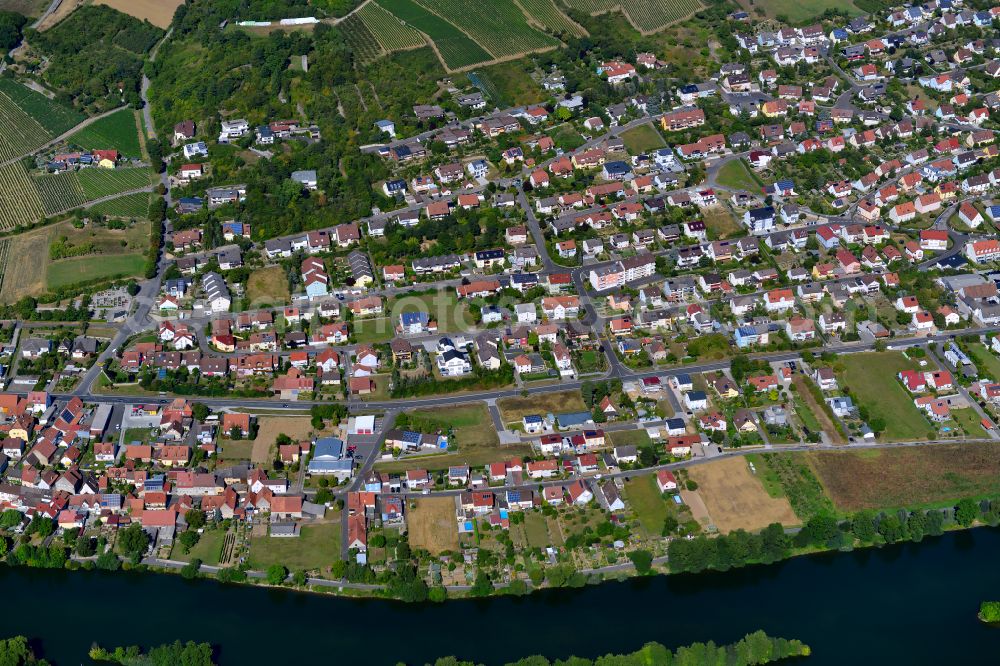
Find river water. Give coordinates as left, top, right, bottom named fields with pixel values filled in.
left=12, top=528, right=1000, bottom=664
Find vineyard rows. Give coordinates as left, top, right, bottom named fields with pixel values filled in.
left=87, top=192, right=151, bottom=218
left=0, top=239, right=9, bottom=295
left=0, top=163, right=44, bottom=231
left=0, top=92, right=53, bottom=162
left=416, top=0, right=559, bottom=59
left=516, top=0, right=586, bottom=37
left=622, top=0, right=703, bottom=32
left=357, top=2, right=426, bottom=52
left=35, top=173, right=86, bottom=216
left=341, top=13, right=386, bottom=65
left=560, top=0, right=701, bottom=32
left=374, top=0, right=491, bottom=70
left=0, top=79, right=83, bottom=136
left=77, top=167, right=152, bottom=201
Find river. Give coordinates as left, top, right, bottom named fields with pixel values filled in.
left=12, top=528, right=1000, bottom=664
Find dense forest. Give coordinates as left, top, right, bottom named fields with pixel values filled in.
left=0, top=11, right=26, bottom=52
left=26, top=5, right=163, bottom=111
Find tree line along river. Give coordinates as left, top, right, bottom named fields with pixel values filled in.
left=11, top=528, right=1000, bottom=664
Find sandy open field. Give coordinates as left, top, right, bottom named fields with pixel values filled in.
left=688, top=457, right=798, bottom=532
left=407, top=497, right=459, bottom=554
left=0, top=226, right=47, bottom=302
left=95, top=0, right=182, bottom=28
left=252, top=416, right=319, bottom=464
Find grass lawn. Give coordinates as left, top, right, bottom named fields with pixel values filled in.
left=609, top=429, right=652, bottom=448
left=806, top=443, right=1000, bottom=511
left=173, top=528, right=226, bottom=565
left=376, top=403, right=529, bottom=473
left=950, top=407, right=989, bottom=439
left=351, top=317, right=395, bottom=345
left=966, top=343, right=1000, bottom=382
left=836, top=352, right=930, bottom=441
left=247, top=521, right=341, bottom=572
left=392, top=290, right=472, bottom=333
left=523, top=511, right=550, bottom=548
left=357, top=373, right=392, bottom=401
left=624, top=476, right=669, bottom=536
left=122, top=427, right=153, bottom=444
left=217, top=439, right=254, bottom=461
left=47, top=253, right=145, bottom=289
left=576, top=350, right=604, bottom=374
left=498, top=390, right=585, bottom=423
left=702, top=205, right=743, bottom=240
left=67, top=108, right=142, bottom=157
left=715, top=158, right=761, bottom=191
left=793, top=396, right=822, bottom=432
left=620, top=123, right=666, bottom=153
left=246, top=266, right=290, bottom=306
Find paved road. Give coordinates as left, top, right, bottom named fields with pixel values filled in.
left=61, top=326, right=1000, bottom=412
left=140, top=29, right=173, bottom=142
left=30, top=0, right=61, bottom=28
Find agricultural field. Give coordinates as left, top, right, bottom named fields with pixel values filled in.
left=515, top=0, right=586, bottom=37
left=418, top=0, right=559, bottom=60
left=0, top=218, right=149, bottom=299
left=0, top=78, right=84, bottom=136
left=752, top=452, right=834, bottom=521
left=76, top=167, right=152, bottom=200
left=357, top=1, right=426, bottom=52
left=374, top=0, right=491, bottom=70
left=835, top=352, right=930, bottom=441
left=560, top=0, right=703, bottom=34
left=0, top=162, right=45, bottom=230
left=87, top=192, right=151, bottom=218
left=47, top=253, right=146, bottom=289
left=498, top=389, right=586, bottom=423
left=688, top=457, right=799, bottom=532
left=66, top=108, right=143, bottom=157
left=408, top=497, right=460, bottom=554
left=94, top=0, right=183, bottom=29
left=739, top=0, right=864, bottom=23
left=0, top=0, right=49, bottom=17
left=806, top=443, right=1000, bottom=512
